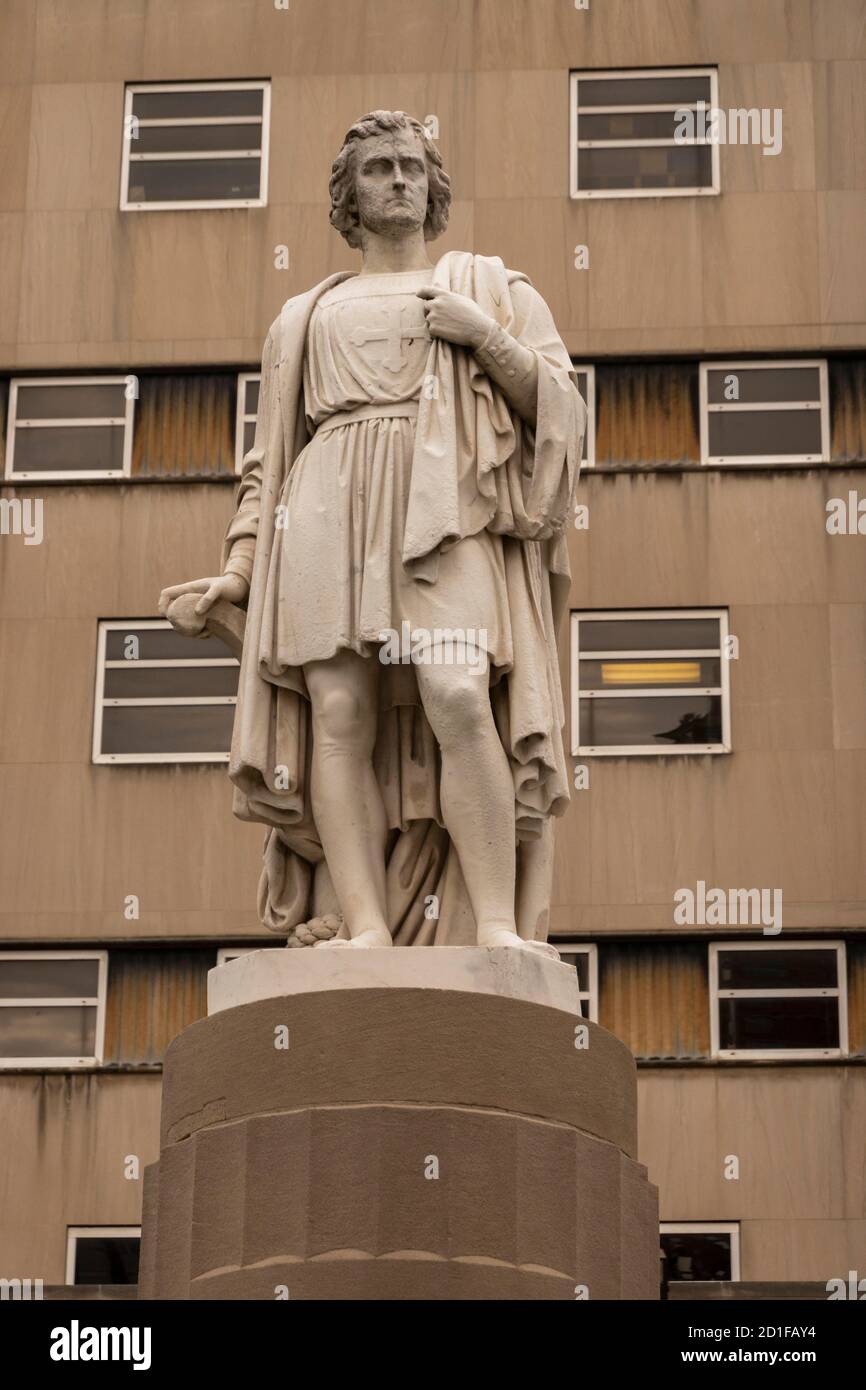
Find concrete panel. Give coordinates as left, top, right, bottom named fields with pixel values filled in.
left=0, top=83, right=32, bottom=213
left=17, top=209, right=132, bottom=345
left=587, top=198, right=705, bottom=334
left=0, top=762, right=264, bottom=935
left=26, top=82, right=123, bottom=212
left=0, top=1073, right=161, bottom=1283
left=718, top=63, right=815, bottom=193
left=829, top=603, right=866, bottom=749
left=475, top=70, right=568, bottom=202
left=833, top=749, right=866, bottom=902
left=705, top=473, right=829, bottom=607
left=701, top=191, right=820, bottom=330
left=730, top=603, right=834, bottom=752
left=140, top=0, right=367, bottom=79
left=33, top=0, right=145, bottom=84
left=363, top=0, right=476, bottom=75
left=0, top=0, right=36, bottom=84
left=709, top=750, right=838, bottom=904
left=818, top=191, right=866, bottom=324
left=814, top=62, right=866, bottom=191
left=812, top=0, right=866, bottom=60
left=741, top=1218, right=866, bottom=1281
left=129, top=213, right=257, bottom=346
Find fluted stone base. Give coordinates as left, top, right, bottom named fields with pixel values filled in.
left=139, top=949, right=658, bottom=1300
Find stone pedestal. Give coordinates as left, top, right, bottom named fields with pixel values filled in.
left=139, top=948, right=658, bottom=1300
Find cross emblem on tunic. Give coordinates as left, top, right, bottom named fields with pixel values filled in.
left=348, top=305, right=426, bottom=373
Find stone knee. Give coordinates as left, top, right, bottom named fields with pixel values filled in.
left=418, top=668, right=494, bottom=751
left=309, top=682, right=377, bottom=756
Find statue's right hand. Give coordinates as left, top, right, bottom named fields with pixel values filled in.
left=158, top=573, right=249, bottom=618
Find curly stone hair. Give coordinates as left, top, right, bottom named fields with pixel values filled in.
left=329, top=110, right=451, bottom=250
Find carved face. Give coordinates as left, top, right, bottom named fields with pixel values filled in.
left=350, top=130, right=430, bottom=242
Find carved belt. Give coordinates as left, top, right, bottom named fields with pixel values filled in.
left=314, top=400, right=419, bottom=436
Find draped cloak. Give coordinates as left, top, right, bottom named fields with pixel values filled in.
left=222, top=251, right=586, bottom=944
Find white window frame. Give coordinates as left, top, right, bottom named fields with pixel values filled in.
left=120, top=80, right=271, bottom=212
left=572, top=363, right=596, bottom=469
left=557, top=943, right=598, bottom=1021
left=0, top=951, right=108, bottom=1069
left=65, top=1227, right=141, bottom=1286
left=571, top=608, right=731, bottom=757
left=235, top=372, right=261, bottom=474
left=92, top=619, right=237, bottom=765
left=709, top=940, right=848, bottom=1062
left=570, top=67, right=720, bottom=200
left=660, top=1222, right=741, bottom=1282
left=699, top=359, right=830, bottom=467
left=4, top=377, right=135, bottom=483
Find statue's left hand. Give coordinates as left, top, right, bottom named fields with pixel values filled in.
left=417, top=286, right=494, bottom=350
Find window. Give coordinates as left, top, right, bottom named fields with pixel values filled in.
left=66, top=1228, right=140, bottom=1286
left=700, top=359, right=830, bottom=466
left=558, top=943, right=598, bottom=1021
left=121, top=81, right=270, bottom=210
left=572, top=364, right=596, bottom=469
left=570, top=68, right=719, bottom=199
left=0, top=952, right=108, bottom=1067
left=660, top=1223, right=740, bottom=1298
left=235, top=373, right=261, bottom=473
left=93, top=620, right=239, bottom=764
left=216, top=947, right=261, bottom=966
left=571, top=610, right=731, bottom=756
left=4, top=377, right=134, bottom=482
left=710, top=941, right=847, bottom=1061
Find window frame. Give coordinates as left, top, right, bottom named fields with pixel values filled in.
left=65, top=1227, right=141, bottom=1286
left=699, top=359, right=830, bottom=467
left=569, top=67, right=721, bottom=201
left=235, top=372, right=261, bottom=475
left=556, top=942, right=599, bottom=1021
left=570, top=608, right=731, bottom=757
left=0, top=950, right=108, bottom=1069
left=4, top=376, right=135, bottom=483
left=709, top=940, right=848, bottom=1062
left=92, top=619, right=238, bottom=765
left=572, top=363, right=596, bottom=469
left=660, top=1222, right=741, bottom=1283
left=120, top=80, right=271, bottom=212
left=216, top=947, right=261, bottom=966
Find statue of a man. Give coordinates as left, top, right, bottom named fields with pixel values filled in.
left=159, top=111, right=585, bottom=955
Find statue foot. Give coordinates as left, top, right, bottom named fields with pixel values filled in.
left=314, top=926, right=394, bottom=949
left=477, top=927, right=561, bottom=961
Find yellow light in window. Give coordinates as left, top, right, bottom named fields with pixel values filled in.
left=601, top=661, right=701, bottom=686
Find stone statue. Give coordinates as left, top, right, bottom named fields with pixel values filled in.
left=159, top=111, right=585, bottom=955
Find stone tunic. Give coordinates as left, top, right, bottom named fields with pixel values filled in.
left=266, top=269, right=511, bottom=670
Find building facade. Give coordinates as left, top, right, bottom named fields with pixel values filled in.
left=1, top=0, right=864, bottom=1294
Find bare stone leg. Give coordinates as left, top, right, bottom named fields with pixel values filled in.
left=516, top=819, right=559, bottom=956
left=303, top=649, right=392, bottom=948
left=415, top=654, right=558, bottom=959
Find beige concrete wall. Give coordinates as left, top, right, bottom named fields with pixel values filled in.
left=1, top=467, right=864, bottom=941
left=639, top=1066, right=866, bottom=1281
left=2, top=0, right=865, bottom=368
left=556, top=466, right=866, bottom=935
left=0, top=484, right=263, bottom=941
left=0, top=1073, right=161, bottom=1283
left=1, top=1064, right=863, bottom=1286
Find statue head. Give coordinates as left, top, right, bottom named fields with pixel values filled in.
left=329, top=110, right=451, bottom=250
